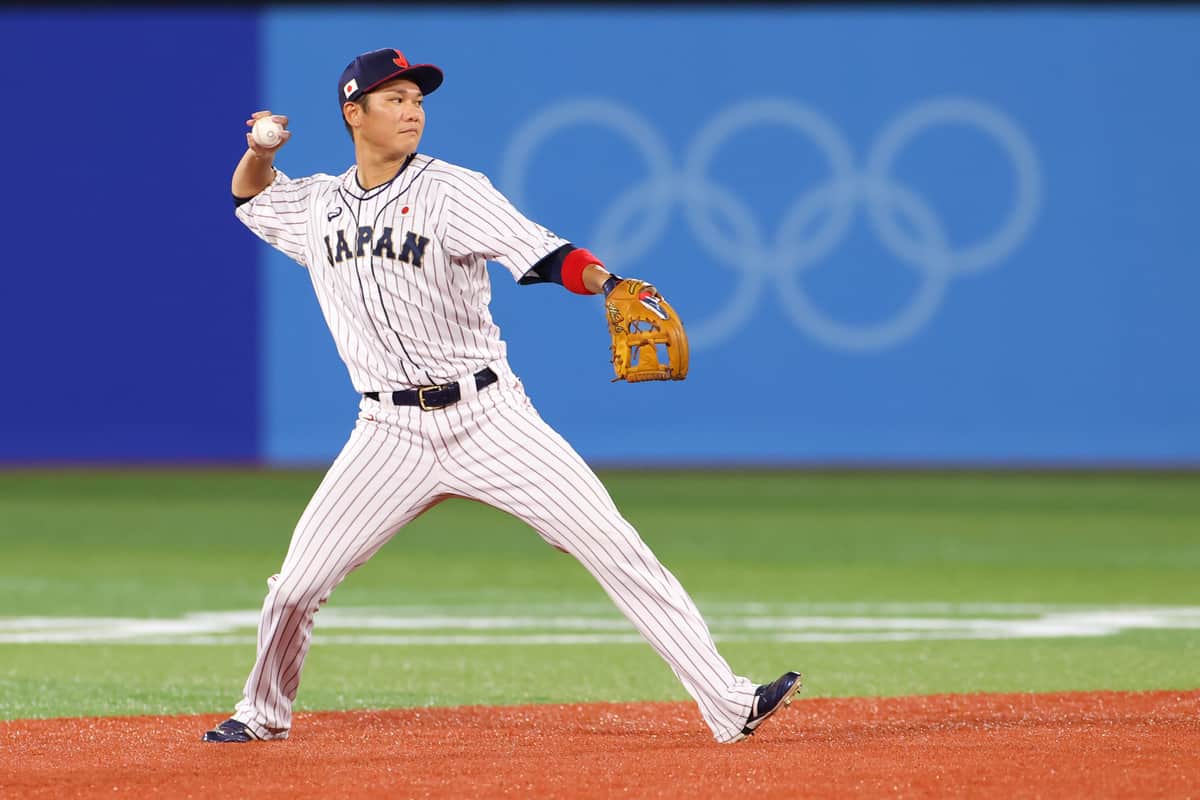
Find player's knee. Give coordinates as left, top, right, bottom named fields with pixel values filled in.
left=267, top=574, right=329, bottom=613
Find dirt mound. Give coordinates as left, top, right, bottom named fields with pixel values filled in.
left=2, top=689, right=1197, bottom=798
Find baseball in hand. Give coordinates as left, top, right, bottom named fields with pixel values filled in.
left=252, top=117, right=283, bottom=147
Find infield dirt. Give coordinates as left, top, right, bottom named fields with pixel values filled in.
left=2, top=689, right=1197, bottom=799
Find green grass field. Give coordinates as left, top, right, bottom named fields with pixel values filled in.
left=1, top=469, right=1197, bottom=720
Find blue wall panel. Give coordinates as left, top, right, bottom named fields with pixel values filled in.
left=0, top=10, right=260, bottom=462
left=260, top=8, right=1200, bottom=465
left=0, top=8, right=1195, bottom=466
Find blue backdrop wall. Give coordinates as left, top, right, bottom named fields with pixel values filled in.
left=0, top=10, right=260, bottom=462
left=2, top=7, right=1197, bottom=466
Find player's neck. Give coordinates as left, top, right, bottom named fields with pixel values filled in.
left=354, top=147, right=415, bottom=190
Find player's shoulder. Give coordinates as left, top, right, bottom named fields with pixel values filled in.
left=415, top=155, right=494, bottom=189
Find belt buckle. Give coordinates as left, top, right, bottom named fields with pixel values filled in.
left=417, top=384, right=445, bottom=411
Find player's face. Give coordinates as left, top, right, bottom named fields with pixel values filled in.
left=361, top=79, right=425, bottom=155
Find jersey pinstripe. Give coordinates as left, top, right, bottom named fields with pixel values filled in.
left=236, top=155, right=568, bottom=388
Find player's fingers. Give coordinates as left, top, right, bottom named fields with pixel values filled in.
left=246, top=114, right=289, bottom=131
left=249, top=109, right=273, bottom=121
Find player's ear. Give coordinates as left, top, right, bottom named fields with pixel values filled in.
left=343, top=101, right=362, bottom=128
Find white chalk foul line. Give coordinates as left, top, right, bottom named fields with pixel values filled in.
left=1, top=604, right=1199, bottom=645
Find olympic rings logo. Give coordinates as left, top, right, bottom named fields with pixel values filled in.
left=500, top=97, right=1042, bottom=351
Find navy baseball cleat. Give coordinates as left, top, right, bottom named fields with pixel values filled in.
left=734, top=671, right=803, bottom=742
left=202, top=718, right=260, bottom=743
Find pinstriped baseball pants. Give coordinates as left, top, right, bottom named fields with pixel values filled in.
left=232, top=360, right=757, bottom=742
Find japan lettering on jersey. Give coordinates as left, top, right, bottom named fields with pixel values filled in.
left=235, top=155, right=569, bottom=390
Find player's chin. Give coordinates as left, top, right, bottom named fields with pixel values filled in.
left=391, top=131, right=422, bottom=151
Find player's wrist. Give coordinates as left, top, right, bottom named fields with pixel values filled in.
left=601, top=273, right=624, bottom=296
left=576, top=261, right=611, bottom=295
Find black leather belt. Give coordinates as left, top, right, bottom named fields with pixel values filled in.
left=364, top=367, right=498, bottom=411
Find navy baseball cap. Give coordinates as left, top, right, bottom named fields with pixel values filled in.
left=338, top=48, right=443, bottom=109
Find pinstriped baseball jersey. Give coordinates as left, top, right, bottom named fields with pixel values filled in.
left=236, top=155, right=568, bottom=388
left=222, top=153, right=763, bottom=746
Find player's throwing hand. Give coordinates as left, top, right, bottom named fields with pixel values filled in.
left=245, top=109, right=291, bottom=155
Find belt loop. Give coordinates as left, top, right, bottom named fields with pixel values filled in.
left=458, top=372, right=479, bottom=404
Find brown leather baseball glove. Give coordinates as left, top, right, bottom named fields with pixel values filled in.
left=603, top=278, right=689, bottom=382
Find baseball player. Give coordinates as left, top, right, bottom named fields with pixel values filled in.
left=203, top=47, right=801, bottom=745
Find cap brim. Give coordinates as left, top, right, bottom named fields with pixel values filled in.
left=359, top=64, right=444, bottom=98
